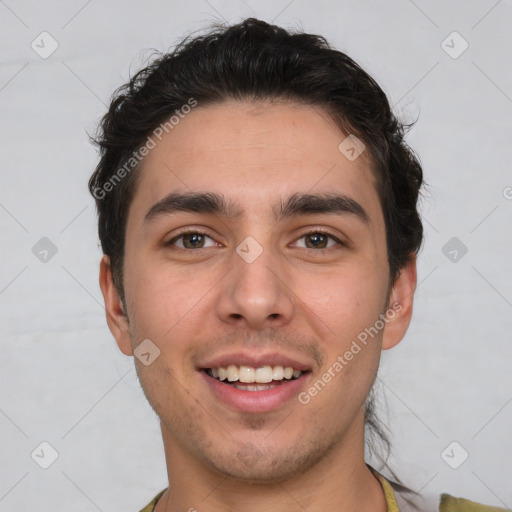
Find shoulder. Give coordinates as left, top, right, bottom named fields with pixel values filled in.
left=138, top=489, right=167, bottom=512
left=440, top=493, right=509, bottom=512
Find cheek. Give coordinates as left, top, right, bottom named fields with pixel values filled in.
left=292, top=263, right=387, bottom=407
left=298, top=274, right=384, bottom=409
left=124, top=255, right=197, bottom=332
left=296, top=263, right=388, bottom=339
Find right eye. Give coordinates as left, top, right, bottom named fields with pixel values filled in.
left=167, top=231, right=219, bottom=250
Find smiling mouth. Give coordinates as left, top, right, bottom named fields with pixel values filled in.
left=203, top=364, right=308, bottom=391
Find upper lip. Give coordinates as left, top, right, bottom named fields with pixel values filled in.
left=197, top=351, right=312, bottom=372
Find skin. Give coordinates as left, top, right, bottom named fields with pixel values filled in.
left=99, top=100, right=417, bottom=512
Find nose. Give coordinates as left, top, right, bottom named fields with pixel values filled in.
left=215, top=241, right=295, bottom=331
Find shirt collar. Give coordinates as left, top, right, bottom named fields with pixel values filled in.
left=369, top=466, right=401, bottom=512
left=142, top=468, right=401, bottom=512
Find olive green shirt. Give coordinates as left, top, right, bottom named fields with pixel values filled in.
left=139, top=469, right=508, bottom=512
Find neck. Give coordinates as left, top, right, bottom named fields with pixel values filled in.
left=155, top=420, right=387, bottom=512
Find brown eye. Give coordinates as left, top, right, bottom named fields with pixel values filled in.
left=168, top=232, right=217, bottom=249
left=295, top=231, right=341, bottom=250
left=305, top=233, right=328, bottom=248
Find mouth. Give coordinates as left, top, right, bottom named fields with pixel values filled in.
left=199, top=362, right=311, bottom=413
left=203, top=364, right=306, bottom=391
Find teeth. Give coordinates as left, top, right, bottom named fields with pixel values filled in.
left=239, top=365, right=255, bottom=383
left=227, top=365, right=238, bottom=382
left=273, top=366, right=284, bottom=380
left=255, top=366, right=273, bottom=383
left=233, top=384, right=276, bottom=391
left=208, top=365, right=303, bottom=383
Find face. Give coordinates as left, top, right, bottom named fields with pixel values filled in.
left=100, top=100, right=415, bottom=483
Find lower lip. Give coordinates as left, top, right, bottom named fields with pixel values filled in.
left=200, top=371, right=309, bottom=413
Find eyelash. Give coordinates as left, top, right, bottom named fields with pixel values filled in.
left=166, top=229, right=344, bottom=252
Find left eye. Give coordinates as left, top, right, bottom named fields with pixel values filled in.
left=294, top=232, right=341, bottom=249
left=167, top=231, right=341, bottom=250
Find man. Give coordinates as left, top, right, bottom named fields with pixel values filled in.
left=89, top=18, right=503, bottom=512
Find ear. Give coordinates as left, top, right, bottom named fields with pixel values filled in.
left=381, top=255, right=417, bottom=351
left=99, top=254, right=133, bottom=356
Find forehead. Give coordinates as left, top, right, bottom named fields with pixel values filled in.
left=129, top=100, right=382, bottom=224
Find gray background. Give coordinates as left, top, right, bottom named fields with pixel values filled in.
left=1, top=0, right=511, bottom=510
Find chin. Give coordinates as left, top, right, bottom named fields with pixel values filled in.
left=214, top=461, right=302, bottom=484
left=206, top=441, right=329, bottom=484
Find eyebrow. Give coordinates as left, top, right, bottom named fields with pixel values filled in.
left=144, top=191, right=370, bottom=224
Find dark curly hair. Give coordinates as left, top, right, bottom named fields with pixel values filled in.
left=89, top=17, right=424, bottom=487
